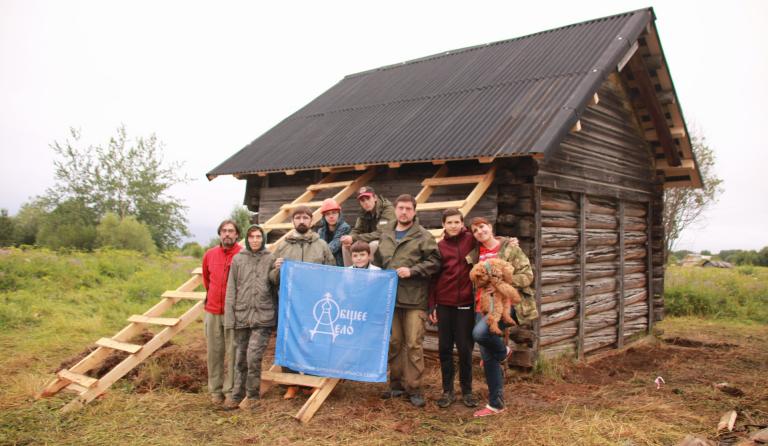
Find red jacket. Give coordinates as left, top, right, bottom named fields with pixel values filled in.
left=202, top=243, right=242, bottom=314
left=428, top=228, right=476, bottom=308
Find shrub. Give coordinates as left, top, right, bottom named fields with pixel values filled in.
left=181, top=242, right=204, bottom=258
left=96, top=213, right=157, bottom=254
left=36, top=200, right=97, bottom=250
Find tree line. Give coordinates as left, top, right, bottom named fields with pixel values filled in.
left=670, top=248, right=768, bottom=266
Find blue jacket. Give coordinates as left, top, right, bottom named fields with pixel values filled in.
left=317, top=212, right=351, bottom=266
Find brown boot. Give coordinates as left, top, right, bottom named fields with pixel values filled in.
left=283, top=386, right=299, bottom=400
left=210, top=394, right=225, bottom=406
left=221, top=398, right=240, bottom=411
left=240, top=398, right=260, bottom=411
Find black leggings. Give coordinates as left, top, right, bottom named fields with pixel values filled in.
left=436, top=304, right=475, bottom=394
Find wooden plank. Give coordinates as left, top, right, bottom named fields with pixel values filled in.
left=57, top=370, right=97, bottom=388
left=260, top=223, right=294, bottom=231
left=428, top=228, right=444, bottom=238
left=285, top=170, right=296, bottom=176
left=306, top=180, right=353, bottom=191
left=617, top=201, right=625, bottom=348
left=280, top=200, right=325, bottom=210
left=646, top=201, right=654, bottom=334
left=95, top=337, right=142, bottom=354
left=458, top=165, right=496, bottom=217
left=127, top=315, right=180, bottom=327
left=571, top=120, right=582, bottom=133
left=417, top=200, right=466, bottom=212
left=533, top=186, right=543, bottom=359
left=260, top=371, right=327, bottom=388
left=421, top=174, right=486, bottom=187
left=161, top=291, right=205, bottom=300
left=577, top=193, right=586, bottom=360
left=388, top=162, right=401, bottom=168
left=295, top=378, right=341, bottom=424
left=415, top=165, right=448, bottom=204
left=589, top=92, right=599, bottom=106
left=61, top=300, right=206, bottom=412
left=478, top=157, right=494, bottom=163
left=191, top=267, right=203, bottom=275
left=616, top=40, right=639, bottom=72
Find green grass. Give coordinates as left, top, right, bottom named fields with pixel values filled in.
left=664, top=265, right=768, bottom=322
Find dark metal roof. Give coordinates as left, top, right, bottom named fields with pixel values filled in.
left=209, top=8, right=653, bottom=178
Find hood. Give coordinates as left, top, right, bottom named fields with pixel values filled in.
left=285, top=229, right=320, bottom=244
left=244, top=224, right=267, bottom=252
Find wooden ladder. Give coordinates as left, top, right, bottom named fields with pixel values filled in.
left=414, top=164, right=497, bottom=239
left=263, top=168, right=377, bottom=252
left=37, top=268, right=206, bottom=412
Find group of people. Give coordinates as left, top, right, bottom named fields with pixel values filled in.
left=201, top=186, right=537, bottom=417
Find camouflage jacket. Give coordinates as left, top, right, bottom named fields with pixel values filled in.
left=350, top=195, right=395, bottom=243
left=268, top=230, right=335, bottom=285
left=468, top=237, right=538, bottom=325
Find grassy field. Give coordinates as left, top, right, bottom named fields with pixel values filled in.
left=1, top=250, right=766, bottom=445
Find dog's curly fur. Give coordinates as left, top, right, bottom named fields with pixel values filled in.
left=469, top=258, right=522, bottom=335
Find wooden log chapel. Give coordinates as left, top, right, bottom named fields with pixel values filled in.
left=208, top=8, right=703, bottom=364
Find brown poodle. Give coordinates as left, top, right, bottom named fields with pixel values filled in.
left=469, top=258, right=522, bottom=335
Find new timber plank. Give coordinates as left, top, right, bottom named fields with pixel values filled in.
left=95, top=337, right=142, bottom=354
left=57, top=370, right=97, bottom=388
left=161, top=291, right=206, bottom=300
left=127, top=315, right=180, bottom=327
left=417, top=200, right=466, bottom=212
left=421, top=174, right=486, bottom=186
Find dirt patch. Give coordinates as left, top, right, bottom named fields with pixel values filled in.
left=663, top=336, right=737, bottom=349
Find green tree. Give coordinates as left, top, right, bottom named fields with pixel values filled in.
left=96, top=212, right=157, bottom=254
left=0, top=209, right=14, bottom=247
left=12, top=199, right=48, bottom=246
left=230, top=205, right=253, bottom=237
left=663, top=130, right=724, bottom=255
left=700, top=250, right=712, bottom=256
left=181, top=241, right=204, bottom=258
left=45, top=126, right=190, bottom=250
left=36, top=200, right=97, bottom=250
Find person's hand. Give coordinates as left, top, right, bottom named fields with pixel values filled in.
left=274, top=258, right=284, bottom=269
left=396, top=267, right=411, bottom=278
left=341, top=235, right=353, bottom=246
left=428, top=309, right=438, bottom=325
left=509, top=237, right=519, bottom=247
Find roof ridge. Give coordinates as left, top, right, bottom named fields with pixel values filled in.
left=292, top=70, right=589, bottom=120
left=344, top=8, right=651, bottom=80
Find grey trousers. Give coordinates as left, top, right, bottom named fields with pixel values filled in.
left=204, top=312, right=235, bottom=398
left=231, top=327, right=272, bottom=402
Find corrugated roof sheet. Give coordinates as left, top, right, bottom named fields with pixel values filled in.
left=209, top=8, right=653, bottom=178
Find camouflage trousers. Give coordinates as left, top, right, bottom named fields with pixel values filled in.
left=231, top=327, right=272, bottom=402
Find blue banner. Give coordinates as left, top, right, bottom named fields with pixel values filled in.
left=275, top=260, right=398, bottom=382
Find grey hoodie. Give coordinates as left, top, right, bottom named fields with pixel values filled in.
left=224, top=225, right=277, bottom=329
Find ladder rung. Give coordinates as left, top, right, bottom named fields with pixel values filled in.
left=128, top=315, right=180, bottom=326
left=64, top=382, right=90, bottom=394
left=421, top=174, right=486, bottom=187
left=95, top=337, right=142, bottom=354
left=261, top=223, right=294, bottom=230
left=428, top=229, right=444, bottom=237
left=191, top=267, right=203, bottom=275
left=58, top=369, right=98, bottom=388
left=261, top=371, right=327, bottom=388
left=416, top=200, right=466, bottom=212
left=280, top=201, right=324, bottom=210
left=161, top=291, right=206, bottom=300
left=306, top=180, right=353, bottom=191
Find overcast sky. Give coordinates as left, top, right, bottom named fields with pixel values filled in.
left=1, top=0, right=766, bottom=252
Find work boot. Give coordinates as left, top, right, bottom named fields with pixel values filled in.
left=240, top=397, right=260, bottom=411
left=380, top=388, right=405, bottom=399
left=221, top=398, right=241, bottom=411
left=283, top=386, right=299, bottom=400
left=462, top=393, right=479, bottom=408
left=210, top=394, right=225, bottom=406
left=409, top=392, right=426, bottom=408
left=437, top=391, right=456, bottom=408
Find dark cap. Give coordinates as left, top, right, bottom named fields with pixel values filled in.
left=357, top=186, right=375, bottom=200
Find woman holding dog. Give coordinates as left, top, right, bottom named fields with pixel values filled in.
left=468, top=216, right=537, bottom=417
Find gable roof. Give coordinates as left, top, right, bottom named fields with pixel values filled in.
left=208, top=9, right=659, bottom=179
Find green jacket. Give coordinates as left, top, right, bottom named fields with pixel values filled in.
left=350, top=195, right=395, bottom=243
left=269, top=230, right=335, bottom=285
left=375, top=220, right=441, bottom=310
left=469, top=237, right=538, bottom=325
left=225, top=249, right=276, bottom=329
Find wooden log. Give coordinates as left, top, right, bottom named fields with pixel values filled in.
left=508, top=350, right=535, bottom=368
left=624, top=231, right=648, bottom=245
left=624, top=261, right=646, bottom=274
left=625, top=302, right=649, bottom=320
left=512, top=198, right=534, bottom=215
left=586, top=213, right=618, bottom=230
left=496, top=213, right=517, bottom=225
left=623, top=204, right=647, bottom=218
left=585, top=276, right=617, bottom=296
left=624, top=216, right=647, bottom=231
left=624, top=288, right=647, bottom=306
left=540, top=338, right=576, bottom=358
left=541, top=210, right=578, bottom=228
left=586, top=246, right=618, bottom=263
left=540, top=194, right=578, bottom=212
left=539, top=319, right=578, bottom=346
left=623, top=316, right=648, bottom=337
left=542, top=247, right=577, bottom=266
left=541, top=282, right=578, bottom=304
left=624, top=273, right=647, bottom=290
left=586, top=230, right=618, bottom=247
left=585, top=291, right=619, bottom=316
left=541, top=302, right=577, bottom=327
left=625, top=246, right=646, bottom=260
left=584, top=325, right=618, bottom=353
left=541, top=228, right=618, bottom=248
left=585, top=308, right=618, bottom=334
left=586, top=200, right=616, bottom=216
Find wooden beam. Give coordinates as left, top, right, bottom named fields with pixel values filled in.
left=432, top=160, right=446, bottom=165
left=415, top=165, right=448, bottom=204
left=571, top=120, right=582, bottom=133
left=628, top=54, right=682, bottom=167
left=306, top=180, right=353, bottom=191
left=257, top=172, right=267, bottom=177
left=533, top=186, right=543, bottom=362
left=458, top=165, right=496, bottom=217
left=161, top=291, right=206, bottom=300
left=589, top=92, right=599, bottom=106
left=577, top=193, right=586, bottom=360
left=261, top=371, right=327, bottom=388
left=421, top=174, right=486, bottom=187
left=416, top=200, right=466, bottom=212
left=645, top=127, right=686, bottom=141
left=387, top=162, right=401, bottom=168
left=260, top=222, right=294, bottom=231
left=354, top=164, right=367, bottom=171
left=295, top=378, right=340, bottom=424
left=647, top=201, right=654, bottom=335
left=57, top=370, right=97, bottom=388
left=478, top=157, right=494, bottom=164
left=280, top=201, right=325, bottom=210
left=617, top=40, right=639, bottom=72
left=656, top=159, right=694, bottom=170
left=284, top=170, right=296, bottom=176
left=617, top=201, right=625, bottom=348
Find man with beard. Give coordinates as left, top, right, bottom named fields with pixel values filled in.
left=269, top=205, right=335, bottom=399
left=374, top=194, right=441, bottom=408
left=202, top=219, right=242, bottom=406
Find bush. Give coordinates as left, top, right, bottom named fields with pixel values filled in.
left=36, top=200, right=97, bottom=250
left=0, top=209, right=14, bottom=247
left=96, top=213, right=157, bottom=254
left=12, top=199, right=48, bottom=246
left=181, top=242, right=204, bottom=258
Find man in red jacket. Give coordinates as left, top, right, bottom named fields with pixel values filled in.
left=202, top=219, right=242, bottom=406
left=428, top=209, right=478, bottom=409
